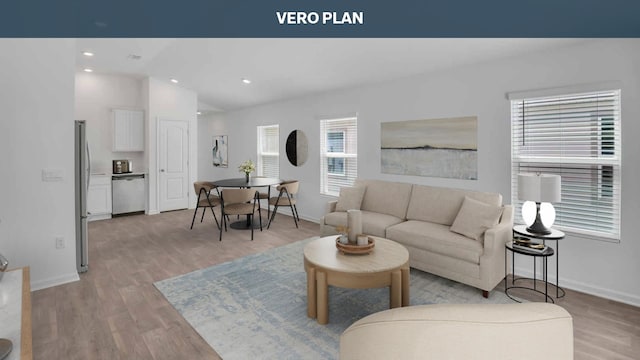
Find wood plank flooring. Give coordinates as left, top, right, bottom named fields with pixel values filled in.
left=31, top=209, right=640, bottom=359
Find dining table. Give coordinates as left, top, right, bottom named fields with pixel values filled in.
left=212, top=177, right=283, bottom=229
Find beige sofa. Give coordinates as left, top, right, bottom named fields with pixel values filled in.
left=340, top=303, right=574, bottom=359
left=320, top=179, right=513, bottom=297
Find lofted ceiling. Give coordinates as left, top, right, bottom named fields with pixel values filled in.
left=75, top=38, right=585, bottom=112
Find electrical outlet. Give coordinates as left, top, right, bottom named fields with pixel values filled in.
left=55, top=236, right=65, bottom=249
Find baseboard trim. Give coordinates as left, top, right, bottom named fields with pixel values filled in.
left=31, top=272, right=80, bottom=291
left=88, top=213, right=111, bottom=222
left=513, top=266, right=640, bottom=308
left=266, top=207, right=319, bottom=224
left=147, top=209, right=160, bottom=215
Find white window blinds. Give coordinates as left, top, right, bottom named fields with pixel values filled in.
left=511, top=90, right=621, bottom=240
left=320, top=116, right=358, bottom=196
left=257, top=124, right=279, bottom=178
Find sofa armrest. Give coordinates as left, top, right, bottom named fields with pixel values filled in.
left=340, top=303, right=573, bottom=360
left=484, top=205, right=513, bottom=252
left=326, top=200, right=337, bottom=214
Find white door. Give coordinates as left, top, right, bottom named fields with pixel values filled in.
left=159, top=120, right=189, bottom=211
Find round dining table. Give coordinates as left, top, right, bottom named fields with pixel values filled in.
left=212, top=177, right=283, bottom=229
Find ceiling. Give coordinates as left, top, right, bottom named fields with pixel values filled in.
left=75, top=38, right=585, bottom=112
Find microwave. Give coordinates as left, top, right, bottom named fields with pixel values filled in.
left=112, top=160, right=132, bottom=174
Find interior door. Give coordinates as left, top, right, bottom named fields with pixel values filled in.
left=159, top=119, right=189, bottom=212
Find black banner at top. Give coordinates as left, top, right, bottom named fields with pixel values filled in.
left=1, top=0, right=639, bottom=37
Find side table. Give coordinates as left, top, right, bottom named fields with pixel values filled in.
left=505, top=241, right=555, bottom=303
left=513, top=225, right=566, bottom=298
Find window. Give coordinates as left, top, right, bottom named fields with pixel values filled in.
left=327, top=131, right=345, bottom=175
left=257, top=124, right=279, bottom=178
left=320, top=116, right=357, bottom=196
left=510, top=89, right=621, bottom=240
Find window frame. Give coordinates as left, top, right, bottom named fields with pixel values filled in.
left=320, top=116, right=358, bottom=196
left=326, top=130, right=346, bottom=176
left=256, top=124, right=280, bottom=178
left=510, top=89, right=621, bottom=242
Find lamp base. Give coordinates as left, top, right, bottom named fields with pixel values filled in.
left=526, top=202, right=552, bottom=235
left=0, top=338, right=12, bottom=360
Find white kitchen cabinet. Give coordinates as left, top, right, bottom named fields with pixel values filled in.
left=88, top=174, right=112, bottom=221
left=113, top=109, right=144, bottom=152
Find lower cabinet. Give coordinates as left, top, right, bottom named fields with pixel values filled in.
left=88, top=175, right=112, bottom=221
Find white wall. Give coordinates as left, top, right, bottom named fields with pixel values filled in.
left=202, top=39, right=640, bottom=306
left=144, top=77, right=198, bottom=213
left=74, top=72, right=145, bottom=174
left=0, top=39, right=79, bottom=289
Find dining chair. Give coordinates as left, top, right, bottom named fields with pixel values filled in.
left=254, top=176, right=279, bottom=220
left=190, top=181, right=221, bottom=230
left=267, top=180, right=300, bottom=229
left=219, top=188, right=262, bottom=241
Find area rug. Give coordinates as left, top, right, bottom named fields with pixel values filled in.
left=154, top=237, right=514, bottom=359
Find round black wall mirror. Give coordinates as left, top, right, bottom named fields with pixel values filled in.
left=286, top=130, right=308, bottom=166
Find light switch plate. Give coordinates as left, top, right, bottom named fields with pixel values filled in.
left=42, top=169, right=64, bottom=182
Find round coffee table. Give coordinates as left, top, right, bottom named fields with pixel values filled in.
left=303, top=236, right=410, bottom=324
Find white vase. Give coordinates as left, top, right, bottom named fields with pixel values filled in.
left=347, top=209, right=362, bottom=244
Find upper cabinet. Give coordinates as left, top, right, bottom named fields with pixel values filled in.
left=113, top=109, right=144, bottom=152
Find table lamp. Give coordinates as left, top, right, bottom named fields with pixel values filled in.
left=518, top=173, right=561, bottom=235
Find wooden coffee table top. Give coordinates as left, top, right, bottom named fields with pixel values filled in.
left=303, top=236, right=409, bottom=274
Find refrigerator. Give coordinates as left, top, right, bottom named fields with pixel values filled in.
left=75, top=120, right=90, bottom=273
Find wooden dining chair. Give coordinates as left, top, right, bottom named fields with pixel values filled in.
left=190, top=181, right=221, bottom=230
left=267, top=180, right=300, bottom=229
left=219, top=188, right=262, bottom=241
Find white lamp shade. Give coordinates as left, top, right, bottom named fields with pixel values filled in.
left=518, top=173, right=561, bottom=203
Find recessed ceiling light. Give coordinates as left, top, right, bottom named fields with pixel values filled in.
left=83, top=68, right=93, bottom=73
left=82, top=51, right=94, bottom=57
left=242, top=78, right=252, bottom=84
left=197, top=111, right=202, bottom=115
left=171, top=78, right=179, bottom=83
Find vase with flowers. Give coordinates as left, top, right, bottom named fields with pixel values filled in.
left=238, top=159, right=256, bottom=182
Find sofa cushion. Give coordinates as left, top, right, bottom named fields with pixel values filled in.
left=386, top=220, right=483, bottom=264
left=356, top=179, right=413, bottom=219
left=406, top=185, right=502, bottom=226
left=335, top=186, right=366, bottom=212
left=450, top=196, right=504, bottom=241
left=324, top=210, right=404, bottom=238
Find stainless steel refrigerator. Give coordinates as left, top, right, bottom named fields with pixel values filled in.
left=75, top=120, right=90, bottom=273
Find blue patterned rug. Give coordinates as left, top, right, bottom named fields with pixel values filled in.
left=154, top=237, right=513, bottom=359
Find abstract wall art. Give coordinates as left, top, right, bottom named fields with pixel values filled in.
left=212, top=135, right=228, bottom=167
left=381, top=116, right=477, bottom=180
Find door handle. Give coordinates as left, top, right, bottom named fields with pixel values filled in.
left=160, top=169, right=165, bottom=172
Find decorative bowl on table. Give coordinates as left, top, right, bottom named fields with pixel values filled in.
left=336, top=237, right=375, bottom=255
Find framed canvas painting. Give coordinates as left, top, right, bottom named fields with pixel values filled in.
left=212, top=135, right=228, bottom=167
left=381, top=116, right=477, bottom=180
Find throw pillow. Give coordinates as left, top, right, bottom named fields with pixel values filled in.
left=335, top=186, right=366, bottom=212
left=450, top=196, right=503, bottom=241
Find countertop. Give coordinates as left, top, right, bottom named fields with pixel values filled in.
left=90, top=172, right=147, bottom=177
left=111, top=172, right=146, bottom=177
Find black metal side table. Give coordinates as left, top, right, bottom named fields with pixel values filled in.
left=513, top=225, right=566, bottom=298
left=505, top=241, right=555, bottom=303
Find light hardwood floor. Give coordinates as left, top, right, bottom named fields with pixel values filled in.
left=32, top=209, right=639, bottom=359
